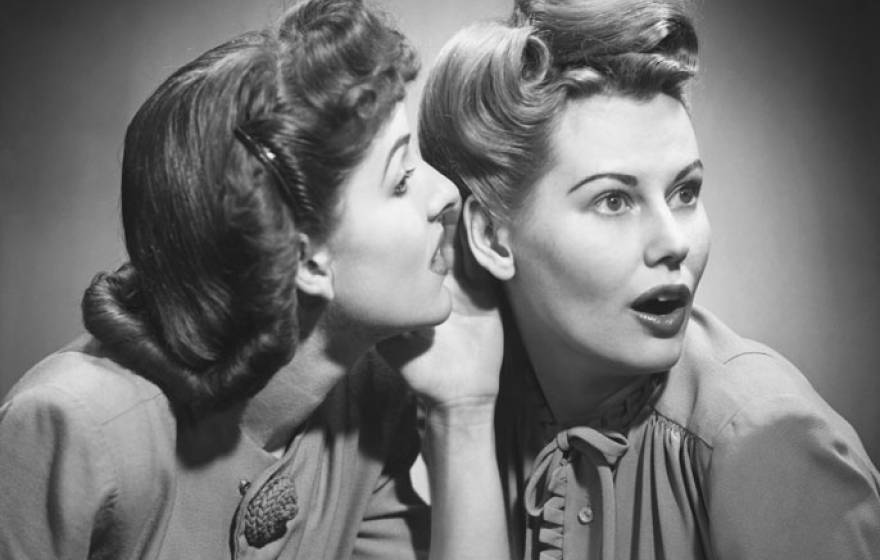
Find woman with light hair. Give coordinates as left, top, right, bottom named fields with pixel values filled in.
left=420, top=0, right=880, bottom=558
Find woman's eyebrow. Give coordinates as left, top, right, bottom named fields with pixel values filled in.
left=568, top=172, right=637, bottom=194
left=383, top=134, right=411, bottom=176
left=567, top=158, right=704, bottom=195
left=673, top=159, right=703, bottom=183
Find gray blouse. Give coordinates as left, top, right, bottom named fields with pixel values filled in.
left=497, top=307, right=880, bottom=560
left=0, top=339, right=428, bottom=559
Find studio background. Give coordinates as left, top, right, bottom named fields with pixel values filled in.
left=1, top=0, right=877, bottom=464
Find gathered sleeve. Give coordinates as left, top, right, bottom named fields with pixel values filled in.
left=706, top=392, right=880, bottom=560
left=0, top=386, right=117, bottom=559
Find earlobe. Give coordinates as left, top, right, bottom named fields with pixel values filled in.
left=462, top=196, right=515, bottom=281
left=294, top=234, right=334, bottom=300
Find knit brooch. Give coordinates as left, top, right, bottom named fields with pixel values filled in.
left=243, top=474, right=299, bottom=548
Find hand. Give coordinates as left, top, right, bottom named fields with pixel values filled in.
left=378, top=213, right=503, bottom=408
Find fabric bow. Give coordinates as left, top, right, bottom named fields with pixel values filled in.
left=524, top=426, right=629, bottom=560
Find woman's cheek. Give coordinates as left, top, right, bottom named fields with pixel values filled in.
left=686, top=207, right=712, bottom=280
left=558, top=223, right=641, bottom=297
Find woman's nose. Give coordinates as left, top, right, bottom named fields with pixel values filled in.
left=424, top=162, right=461, bottom=223
left=644, top=207, right=689, bottom=269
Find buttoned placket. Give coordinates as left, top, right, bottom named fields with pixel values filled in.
left=525, top=427, right=628, bottom=560
left=566, top=430, right=627, bottom=560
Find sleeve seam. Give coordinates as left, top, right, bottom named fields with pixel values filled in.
left=705, top=391, right=815, bottom=475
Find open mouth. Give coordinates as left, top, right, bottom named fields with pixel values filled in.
left=429, top=223, right=456, bottom=275
left=429, top=205, right=460, bottom=275
left=631, top=285, right=691, bottom=316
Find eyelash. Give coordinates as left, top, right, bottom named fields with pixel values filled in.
left=593, top=191, right=632, bottom=215
left=393, top=168, right=415, bottom=196
left=592, top=180, right=702, bottom=215
left=669, top=180, right=702, bottom=207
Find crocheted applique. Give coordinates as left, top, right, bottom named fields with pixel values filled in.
left=243, top=474, right=299, bottom=548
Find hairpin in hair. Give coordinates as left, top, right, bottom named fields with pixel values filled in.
left=234, top=127, right=298, bottom=211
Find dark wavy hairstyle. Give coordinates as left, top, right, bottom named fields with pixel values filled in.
left=419, top=0, right=697, bottom=222
left=81, top=0, right=418, bottom=418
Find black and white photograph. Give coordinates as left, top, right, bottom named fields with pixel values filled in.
left=1, top=0, right=878, bottom=558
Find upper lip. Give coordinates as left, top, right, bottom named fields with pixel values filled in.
left=631, top=284, right=692, bottom=313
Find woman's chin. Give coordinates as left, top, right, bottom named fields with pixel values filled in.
left=374, top=294, right=453, bottom=340
left=627, top=340, right=686, bottom=375
left=410, top=293, right=454, bottom=330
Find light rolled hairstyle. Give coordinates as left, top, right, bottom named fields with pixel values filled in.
left=82, top=0, right=418, bottom=418
left=419, top=0, right=697, bottom=222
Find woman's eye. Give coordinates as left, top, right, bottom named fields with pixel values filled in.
left=669, top=181, right=701, bottom=209
left=593, top=191, right=632, bottom=215
left=393, top=168, right=415, bottom=196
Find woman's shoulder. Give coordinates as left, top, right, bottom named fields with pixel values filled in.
left=1, top=337, right=179, bottom=557
left=658, top=312, right=880, bottom=559
left=655, top=307, right=839, bottom=447
left=3, top=335, right=172, bottom=436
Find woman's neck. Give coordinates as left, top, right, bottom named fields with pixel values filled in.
left=510, top=304, right=645, bottom=428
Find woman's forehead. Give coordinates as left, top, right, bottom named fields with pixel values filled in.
left=547, top=94, right=699, bottom=177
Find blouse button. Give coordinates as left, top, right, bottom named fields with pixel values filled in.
left=239, top=479, right=251, bottom=496
left=577, top=506, right=594, bottom=524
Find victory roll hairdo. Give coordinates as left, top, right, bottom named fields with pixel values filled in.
left=419, top=0, right=697, bottom=222
left=82, top=0, right=418, bottom=418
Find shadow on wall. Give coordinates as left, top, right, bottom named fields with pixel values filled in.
left=1, top=0, right=878, bottom=462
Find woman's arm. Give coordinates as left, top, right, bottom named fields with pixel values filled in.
left=0, top=386, right=114, bottom=559
left=380, top=229, right=510, bottom=560
left=707, top=392, right=880, bottom=560
left=419, top=396, right=507, bottom=560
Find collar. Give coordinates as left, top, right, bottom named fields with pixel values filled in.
left=239, top=356, right=349, bottom=454
left=527, top=368, right=666, bottom=442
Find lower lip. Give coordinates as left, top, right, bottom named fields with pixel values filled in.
left=632, top=306, right=688, bottom=338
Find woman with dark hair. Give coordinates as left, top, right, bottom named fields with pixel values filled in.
left=0, top=0, right=508, bottom=558
left=419, top=0, right=880, bottom=558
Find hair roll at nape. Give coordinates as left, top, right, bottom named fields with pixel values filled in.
left=82, top=261, right=298, bottom=420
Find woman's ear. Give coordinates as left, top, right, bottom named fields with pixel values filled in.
left=294, top=233, right=335, bottom=300
left=463, top=196, right=515, bottom=281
